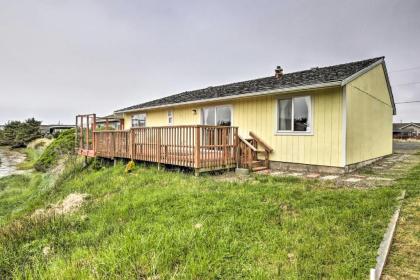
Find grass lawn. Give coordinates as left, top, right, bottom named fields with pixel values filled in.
left=382, top=162, right=420, bottom=279
left=0, top=160, right=406, bottom=280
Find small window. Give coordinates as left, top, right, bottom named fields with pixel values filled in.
left=132, top=113, right=146, bottom=128
left=277, top=96, right=311, bottom=133
left=168, top=111, right=173, bottom=125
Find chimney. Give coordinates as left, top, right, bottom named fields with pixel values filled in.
left=275, top=66, right=283, bottom=78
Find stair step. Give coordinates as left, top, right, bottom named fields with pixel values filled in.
left=252, top=166, right=268, bottom=172
left=251, top=160, right=264, bottom=167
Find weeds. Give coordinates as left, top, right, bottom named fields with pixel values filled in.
left=0, top=161, right=406, bottom=279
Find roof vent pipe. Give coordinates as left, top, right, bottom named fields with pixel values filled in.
left=275, top=66, right=283, bottom=78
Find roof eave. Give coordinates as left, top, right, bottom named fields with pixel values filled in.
left=114, top=81, right=342, bottom=114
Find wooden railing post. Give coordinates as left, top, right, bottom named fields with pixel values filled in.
left=92, top=114, right=96, bottom=155
left=222, top=127, right=227, bottom=166
left=157, top=128, right=162, bottom=170
left=194, top=126, right=201, bottom=172
left=130, top=129, right=134, bottom=160
left=234, top=128, right=239, bottom=168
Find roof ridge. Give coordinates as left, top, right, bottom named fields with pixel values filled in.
left=115, top=56, right=385, bottom=113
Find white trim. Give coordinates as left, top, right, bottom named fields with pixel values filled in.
left=275, top=95, right=313, bottom=135
left=341, top=58, right=396, bottom=115
left=115, top=81, right=341, bottom=114
left=341, top=87, right=347, bottom=167
left=341, top=59, right=384, bottom=86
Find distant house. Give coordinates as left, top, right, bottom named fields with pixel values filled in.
left=393, top=123, right=420, bottom=138
left=96, top=115, right=124, bottom=130
left=77, top=57, right=396, bottom=174
left=40, top=124, right=75, bottom=136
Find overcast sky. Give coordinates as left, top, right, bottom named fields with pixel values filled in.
left=0, top=0, right=419, bottom=125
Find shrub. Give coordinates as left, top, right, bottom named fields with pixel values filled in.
left=125, top=160, right=135, bottom=173
left=34, top=129, right=75, bottom=172
left=0, top=118, right=42, bottom=147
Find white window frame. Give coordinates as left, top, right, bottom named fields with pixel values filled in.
left=201, top=105, right=233, bottom=126
left=168, top=111, right=173, bottom=125
left=275, top=95, right=313, bottom=135
left=131, top=113, right=147, bottom=128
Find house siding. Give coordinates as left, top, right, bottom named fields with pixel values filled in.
left=345, top=64, right=393, bottom=165
left=124, top=87, right=343, bottom=167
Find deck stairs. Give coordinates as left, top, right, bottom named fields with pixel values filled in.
left=238, top=132, right=273, bottom=172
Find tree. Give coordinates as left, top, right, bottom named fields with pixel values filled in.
left=0, top=118, right=42, bottom=147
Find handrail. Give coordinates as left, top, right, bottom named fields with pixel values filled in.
left=238, top=135, right=257, bottom=152
left=130, top=125, right=239, bottom=129
left=249, top=131, right=273, bottom=152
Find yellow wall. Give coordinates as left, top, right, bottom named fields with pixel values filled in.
left=123, top=87, right=344, bottom=167
left=345, top=64, right=393, bottom=165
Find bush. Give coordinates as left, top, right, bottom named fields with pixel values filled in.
left=0, top=118, right=42, bottom=147
left=125, top=160, right=135, bottom=173
left=34, top=129, right=75, bottom=172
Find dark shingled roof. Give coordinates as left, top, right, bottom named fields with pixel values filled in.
left=115, top=57, right=384, bottom=112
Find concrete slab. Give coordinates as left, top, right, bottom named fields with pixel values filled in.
left=306, top=173, right=321, bottom=179
left=344, top=178, right=362, bottom=183
left=320, top=175, right=339, bottom=180
left=366, top=177, right=394, bottom=181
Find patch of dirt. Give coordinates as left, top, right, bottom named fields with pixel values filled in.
left=32, top=193, right=89, bottom=219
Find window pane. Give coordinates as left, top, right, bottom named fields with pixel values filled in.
left=132, top=113, right=146, bottom=127
left=216, top=106, right=232, bottom=126
left=203, top=108, right=215, bottom=125
left=278, top=99, right=292, bottom=131
left=293, top=96, right=310, bottom=131
left=168, top=111, right=173, bottom=124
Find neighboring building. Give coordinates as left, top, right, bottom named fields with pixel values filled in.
left=393, top=123, right=420, bottom=138
left=96, top=115, right=124, bottom=130
left=106, top=57, right=395, bottom=172
left=40, top=124, right=75, bottom=136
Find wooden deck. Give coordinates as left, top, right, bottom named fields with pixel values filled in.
left=76, top=114, right=271, bottom=174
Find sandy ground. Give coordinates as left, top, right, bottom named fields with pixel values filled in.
left=0, top=146, right=27, bottom=178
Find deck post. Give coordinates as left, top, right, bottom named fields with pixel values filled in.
left=222, top=127, right=227, bottom=166
left=80, top=117, right=84, bottom=150
left=157, top=128, right=162, bottom=170
left=130, top=129, right=134, bottom=160
left=194, top=126, right=201, bottom=170
left=75, top=116, right=78, bottom=153
left=92, top=114, right=96, bottom=155
left=234, top=128, right=239, bottom=168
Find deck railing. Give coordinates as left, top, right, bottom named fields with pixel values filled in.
left=93, top=125, right=238, bottom=171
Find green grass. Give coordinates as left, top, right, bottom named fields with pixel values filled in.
left=33, top=129, right=75, bottom=172
left=383, top=162, right=420, bottom=279
left=0, top=160, right=407, bottom=279
left=16, top=147, right=44, bottom=170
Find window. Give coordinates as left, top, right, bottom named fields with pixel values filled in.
left=277, top=96, right=311, bottom=133
left=132, top=113, right=146, bottom=128
left=168, top=111, right=173, bottom=125
left=201, top=105, right=232, bottom=126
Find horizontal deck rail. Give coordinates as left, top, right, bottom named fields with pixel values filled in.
left=91, top=125, right=238, bottom=172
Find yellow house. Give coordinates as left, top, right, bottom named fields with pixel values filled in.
left=113, top=57, right=395, bottom=173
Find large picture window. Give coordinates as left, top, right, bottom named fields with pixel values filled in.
left=202, top=105, right=232, bottom=126
left=277, top=96, right=311, bottom=133
left=132, top=113, right=146, bottom=128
